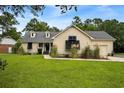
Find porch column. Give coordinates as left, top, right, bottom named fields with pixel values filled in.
left=49, top=43, right=51, bottom=54
left=42, top=43, right=44, bottom=54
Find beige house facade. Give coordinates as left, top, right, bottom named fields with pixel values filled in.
left=22, top=25, right=115, bottom=58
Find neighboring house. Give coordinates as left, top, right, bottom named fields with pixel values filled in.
left=22, top=25, right=115, bottom=58
left=0, top=37, right=16, bottom=53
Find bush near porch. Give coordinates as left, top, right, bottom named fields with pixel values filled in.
left=63, top=46, right=100, bottom=59
left=0, top=54, right=124, bottom=88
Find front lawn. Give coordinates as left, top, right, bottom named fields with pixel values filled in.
left=0, top=54, right=124, bottom=88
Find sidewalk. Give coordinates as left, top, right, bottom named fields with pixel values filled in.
left=43, top=55, right=124, bottom=62
left=43, top=55, right=110, bottom=62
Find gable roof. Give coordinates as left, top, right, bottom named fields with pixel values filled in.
left=0, top=37, right=16, bottom=45
left=22, top=25, right=115, bottom=43
left=22, top=31, right=60, bottom=43
left=52, top=25, right=94, bottom=40
left=52, top=25, right=115, bottom=41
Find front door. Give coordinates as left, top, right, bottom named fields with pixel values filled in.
left=44, top=43, right=50, bottom=54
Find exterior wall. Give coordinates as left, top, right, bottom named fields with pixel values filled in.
left=22, top=43, right=39, bottom=53
left=22, top=42, right=52, bottom=54
left=53, top=27, right=113, bottom=58
left=91, top=40, right=113, bottom=58
left=53, top=27, right=92, bottom=54
left=0, top=37, right=16, bottom=45
left=0, top=44, right=13, bottom=53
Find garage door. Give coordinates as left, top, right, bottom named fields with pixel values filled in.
left=99, top=45, right=107, bottom=58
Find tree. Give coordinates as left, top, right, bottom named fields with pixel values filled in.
left=2, top=28, right=21, bottom=40
left=23, top=18, right=60, bottom=32
left=12, top=39, right=22, bottom=53
left=84, top=19, right=92, bottom=25
left=49, top=26, right=60, bottom=32
left=92, top=18, right=102, bottom=26
left=0, top=12, right=21, bottom=40
left=55, top=5, right=77, bottom=14
left=0, top=5, right=77, bottom=17
left=23, top=18, right=49, bottom=31
left=72, top=16, right=85, bottom=30
left=83, top=19, right=98, bottom=31
left=72, top=16, right=82, bottom=25
left=0, top=12, right=19, bottom=33
left=92, top=18, right=102, bottom=30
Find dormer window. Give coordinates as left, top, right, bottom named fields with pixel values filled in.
left=30, top=32, right=36, bottom=38
left=46, top=32, right=50, bottom=38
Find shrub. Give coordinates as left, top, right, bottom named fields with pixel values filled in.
left=94, top=46, right=100, bottom=59
left=69, top=47, right=78, bottom=58
left=81, top=46, right=95, bottom=59
left=17, top=46, right=25, bottom=55
left=12, top=40, right=21, bottom=54
left=64, top=54, right=70, bottom=58
left=81, top=49, right=85, bottom=58
left=50, top=45, right=58, bottom=57
left=83, top=46, right=93, bottom=58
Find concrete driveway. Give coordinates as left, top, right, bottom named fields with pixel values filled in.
left=108, top=56, right=124, bottom=62
left=114, top=54, right=124, bottom=58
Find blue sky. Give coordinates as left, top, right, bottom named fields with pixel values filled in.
left=14, top=5, right=124, bottom=32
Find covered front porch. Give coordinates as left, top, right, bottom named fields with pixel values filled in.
left=37, top=43, right=52, bottom=54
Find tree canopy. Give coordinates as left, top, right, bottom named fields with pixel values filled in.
left=0, top=12, right=21, bottom=40
left=23, top=18, right=60, bottom=32
left=0, top=12, right=19, bottom=32
left=0, top=5, right=77, bottom=17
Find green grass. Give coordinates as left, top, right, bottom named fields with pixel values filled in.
left=0, top=54, right=124, bottom=88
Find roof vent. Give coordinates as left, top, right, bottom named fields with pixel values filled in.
left=45, top=32, right=50, bottom=38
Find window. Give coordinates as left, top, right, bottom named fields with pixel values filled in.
left=69, top=36, right=76, bottom=41
left=30, top=32, right=36, bottom=38
left=46, top=32, right=50, bottom=38
left=65, top=40, right=80, bottom=50
left=39, top=43, right=42, bottom=47
left=65, top=36, right=80, bottom=50
left=27, top=42, right=32, bottom=49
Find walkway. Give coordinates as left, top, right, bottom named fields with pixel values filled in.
left=43, top=55, right=124, bottom=62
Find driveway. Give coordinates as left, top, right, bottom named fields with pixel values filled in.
left=114, top=54, right=124, bottom=58
left=108, top=56, right=124, bottom=62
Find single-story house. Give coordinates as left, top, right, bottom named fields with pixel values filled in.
left=22, top=25, right=115, bottom=58
left=0, top=37, right=16, bottom=53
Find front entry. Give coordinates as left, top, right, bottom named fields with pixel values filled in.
left=38, top=48, right=42, bottom=54
left=44, top=43, right=50, bottom=54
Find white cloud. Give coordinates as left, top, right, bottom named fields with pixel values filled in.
left=97, top=5, right=118, bottom=18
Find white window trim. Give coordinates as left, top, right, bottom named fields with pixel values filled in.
left=46, top=32, right=50, bottom=38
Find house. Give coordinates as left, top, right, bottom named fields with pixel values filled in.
left=22, top=25, right=115, bottom=58
left=0, top=37, right=16, bottom=53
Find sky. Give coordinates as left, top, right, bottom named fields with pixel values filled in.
left=14, top=5, right=124, bottom=32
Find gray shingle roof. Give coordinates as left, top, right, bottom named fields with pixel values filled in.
left=85, top=31, right=115, bottom=40
left=22, top=32, right=60, bottom=43
left=22, top=29, right=115, bottom=43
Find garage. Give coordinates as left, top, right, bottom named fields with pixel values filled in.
left=99, top=45, right=108, bottom=58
